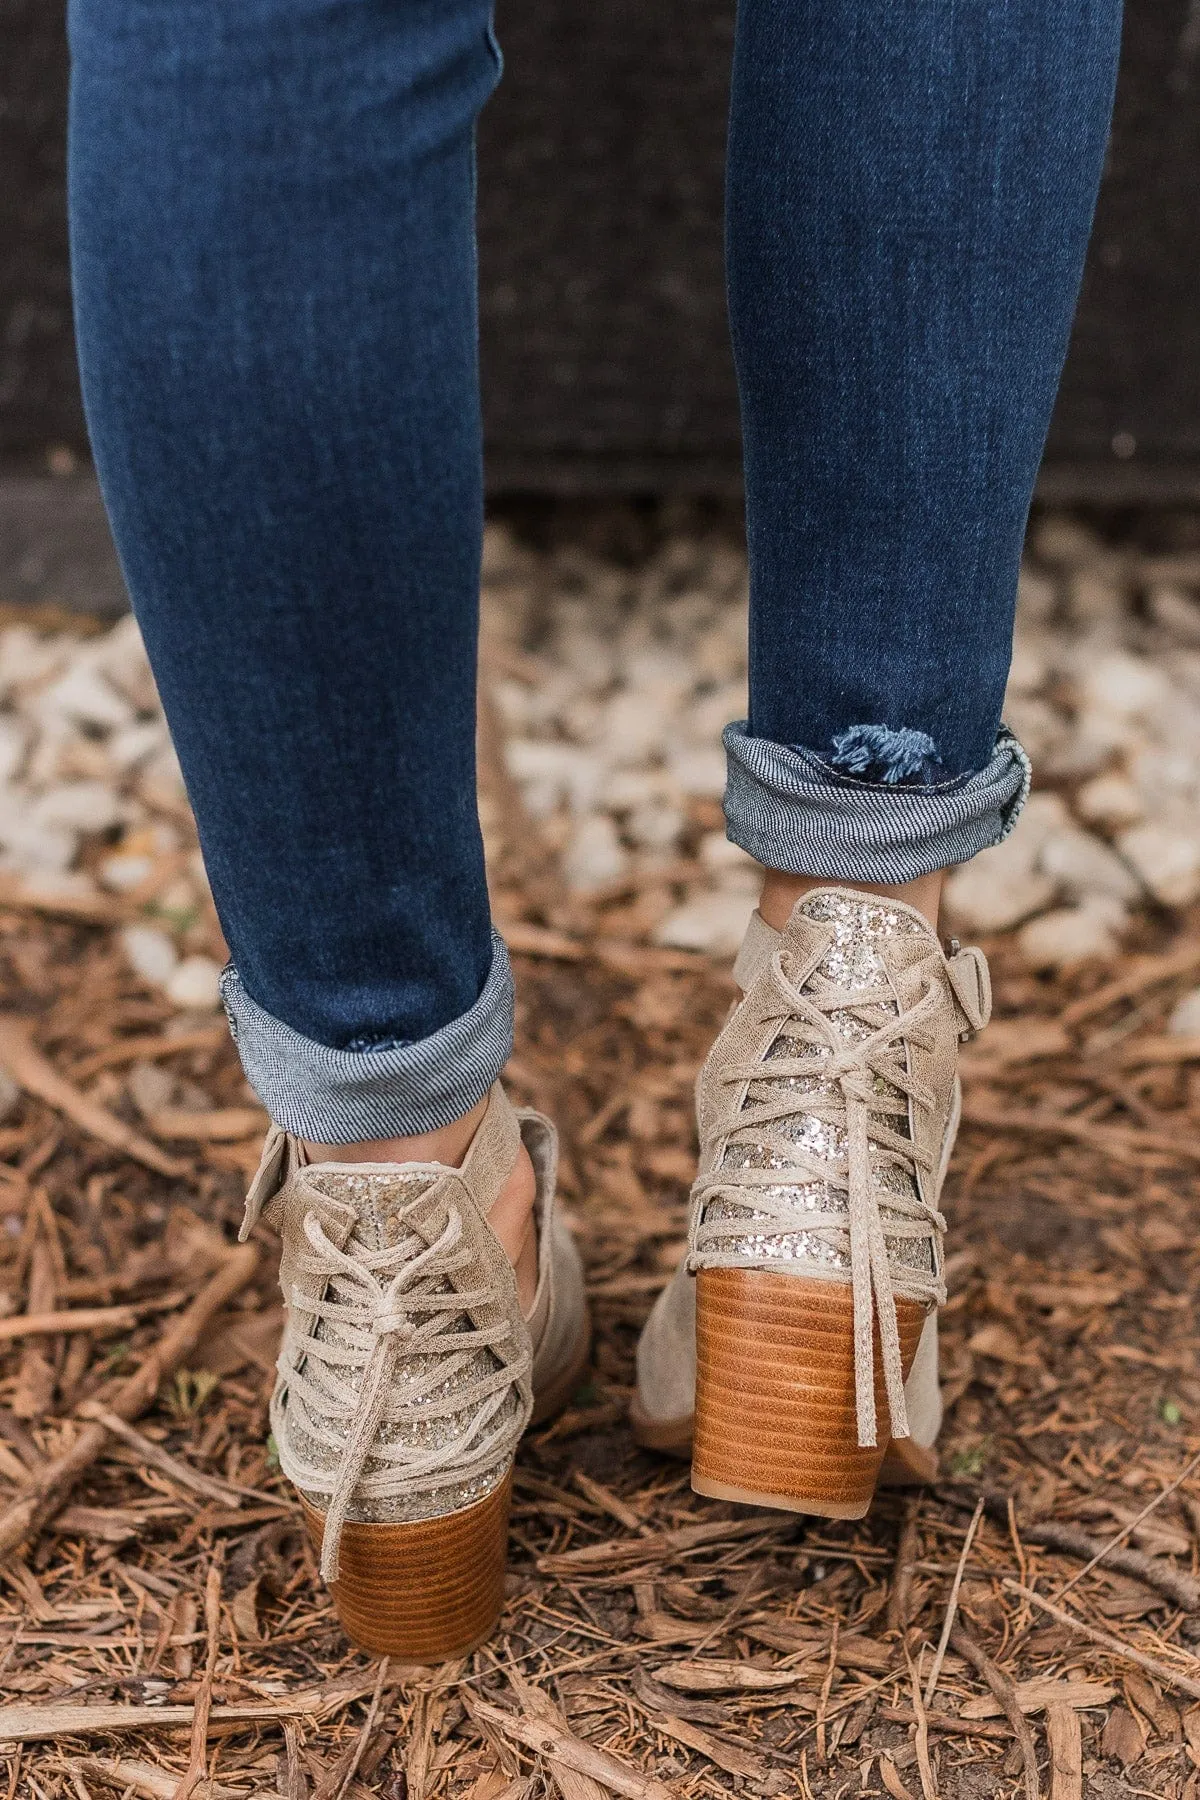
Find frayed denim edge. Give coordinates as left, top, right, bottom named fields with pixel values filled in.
left=723, top=721, right=1031, bottom=883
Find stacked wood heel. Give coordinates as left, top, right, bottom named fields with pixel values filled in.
left=301, top=1469, right=513, bottom=1660
left=692, top=1270, right=926, bottom=1518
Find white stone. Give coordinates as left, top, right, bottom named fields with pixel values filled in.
left=655, top=891, right=756, bottom=957
left=678, top=683, right=746, bottom=743
left=0, top=819, right=78, bottom=875
left=0, top=722, right=27, bottom=787
left=1032, top=515, right=1108, bottom=564
left=597, top=689, right=673, bottom=767
left=0, top=626, right=63, bottom=694
left=24, top=722, right=74, bottom=791
left=1067, top=572, right=1125, bottom=623
left=1117, top=823, right=1200, bottom=906
left=625, top=802, right=685, bottom=853
left=667, top=745, right=727, bottom=799
left=128, top=1060, right=177, bottom=1118
left=120, top=924, right=179, bottom=988
left=699, top=831, right=755, bottom=873
left=1006, top=634, right=1051, bottom=696
left=1017, top=900, right=1125, bottom=970
left=138, top=745, right=187, bottom=806
left=1149, top=585, right=1200, bottom=645
left=1002, top=695, right=1068, bottom=762
left=1037, top=827, right=1140, bottom=905
left=943, top=792, right=1074, bottom=932
left=107, top=720, right=169, bottom=773
left=1040, top=710, right=1137, bottom=779
left=30, top=781, right=125, bottom=835
left=92, top=614, right=158, bottom=712
left=944, top=849, right=1057, bottom=934
left=99, top=853, right=153, bottom=893
left=36, top=663, right=133, bottom=733
left=600, top=767, right=672, bottom=810
left=562, top=815, right=628, bottom=891
left=504, top=739, right=599, bottom=815
left=1168, top=989, right=1200, bottom=1036
left=1078, top=651, right=1171, bottom=722
left=165, top=955, right=223, bottom=1012
left=1075, top=773, right=1144, bottom=829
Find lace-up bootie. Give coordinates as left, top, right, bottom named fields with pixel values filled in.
left=241, top=1084, right=589, bottom=1659
left=633, top=888, right=989, bottom=1518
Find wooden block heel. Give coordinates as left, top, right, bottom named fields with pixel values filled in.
left=692, top=1269, right=927, bottom=1518
left=300, top=1469, right=513, bottom=1661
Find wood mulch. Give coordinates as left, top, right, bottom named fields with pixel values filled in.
left=1, top=645, right=1200, bottom=1798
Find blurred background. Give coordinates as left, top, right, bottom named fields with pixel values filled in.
left=0, top=0, right=1199, bottom=964
left=3, top=12, right=1200, bottom=1786
left=3, top=0, right=1200, bottom=496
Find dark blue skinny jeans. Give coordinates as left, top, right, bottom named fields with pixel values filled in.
left=67, top=0, right=1121, bottom=1139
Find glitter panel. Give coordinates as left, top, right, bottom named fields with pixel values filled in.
left=705, top=893, right=934, bottom=1275
left=280, top=1168, right=515, bottom=1525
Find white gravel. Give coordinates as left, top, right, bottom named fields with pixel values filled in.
left=483, top=512, right=1200, bottom=967
left=4, top=510, right=1199, bottom=983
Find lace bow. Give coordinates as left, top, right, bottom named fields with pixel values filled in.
left=275, top=1185, right=529, bottom=1581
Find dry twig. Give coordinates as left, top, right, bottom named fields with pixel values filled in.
left=950, top=1624, right=1040, bottom=1800
left=0, top=1240, right=259, bottom=1555
left=0, top=1015, right=188, bottom=1178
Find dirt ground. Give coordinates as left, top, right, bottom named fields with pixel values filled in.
left=2, top=511, right=1200, bottom=1798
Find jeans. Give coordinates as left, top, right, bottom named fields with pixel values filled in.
left=67, top=0, right=1121, bottom=1140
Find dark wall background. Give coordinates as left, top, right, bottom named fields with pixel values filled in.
left=3, top=0, right=1199, bottom=495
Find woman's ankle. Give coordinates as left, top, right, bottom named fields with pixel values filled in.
left=304, top=1097, right=539, bottom=1310
left=758, top=868, right=946, bottom=933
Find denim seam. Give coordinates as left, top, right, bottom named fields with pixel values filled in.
left=780, top=741, right=975, bottom=797
left=220, top=927, right=514, bottom=1142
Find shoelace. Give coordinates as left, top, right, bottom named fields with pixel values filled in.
left=689, top=946, right=946, bottom=1449
left=276, top=1187, right=529, bottom=1582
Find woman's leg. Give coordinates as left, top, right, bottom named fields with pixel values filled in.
left=67, top=0, right=588, bottom=1657
left=724, top=0, right=1121, bottom=892
left=637, top=0, right=1122, bottom=1505
left=68, top=0, right=507, bottom=1146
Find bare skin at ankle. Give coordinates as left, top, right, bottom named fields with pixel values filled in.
left=306, top=1096, right=539, bottom=1312
left=758, top=868, right=946, bottom=934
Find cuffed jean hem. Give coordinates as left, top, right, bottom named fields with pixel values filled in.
left=723, top=721, right=1031, bottom=883
left=219, top=928, right=515, bottom=1142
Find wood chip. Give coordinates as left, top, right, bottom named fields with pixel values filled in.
left=650, top=1658, right=806, bottom=1693
left=1004, top=1580, right=1200, bottom=1702
left=951, top=1624, right=1040, bottom=1800
left=0, top=1015, right=189, bottom=1178
left=0, top=1305, right=138, bottom=1342
left=0, top=1241, right=260, bottom=1556
left=536, top=1512, right=793, bottom=1573
left=466, top=1698, right=673, bottom=1800
left=1045, top=1702, right=1083, bottom=1800
left=0, top=1676, right=380, bottom=1742
left=148, top=1106, right=266, bottom=1143
left=960, top=1680, right=1118, bottom=1720
left=651, top=1715, right=766, bottom=1781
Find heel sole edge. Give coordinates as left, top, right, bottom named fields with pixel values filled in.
left=690, top=1471, right=873, bottom=1519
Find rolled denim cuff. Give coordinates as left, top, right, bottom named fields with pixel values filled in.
left=723, top=721, right=1031, bottom=882
left=219, top=928, right=515, bottom=1141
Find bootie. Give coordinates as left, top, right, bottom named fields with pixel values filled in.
left=632, top=888, right=989, bottom=1518
left=242, top=1083, right=590, bottom=1659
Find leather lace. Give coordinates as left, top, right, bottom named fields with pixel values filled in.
left=274, top=1182, right=530, bottom=1582
left=689, top=946, right=946, bottom=1449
